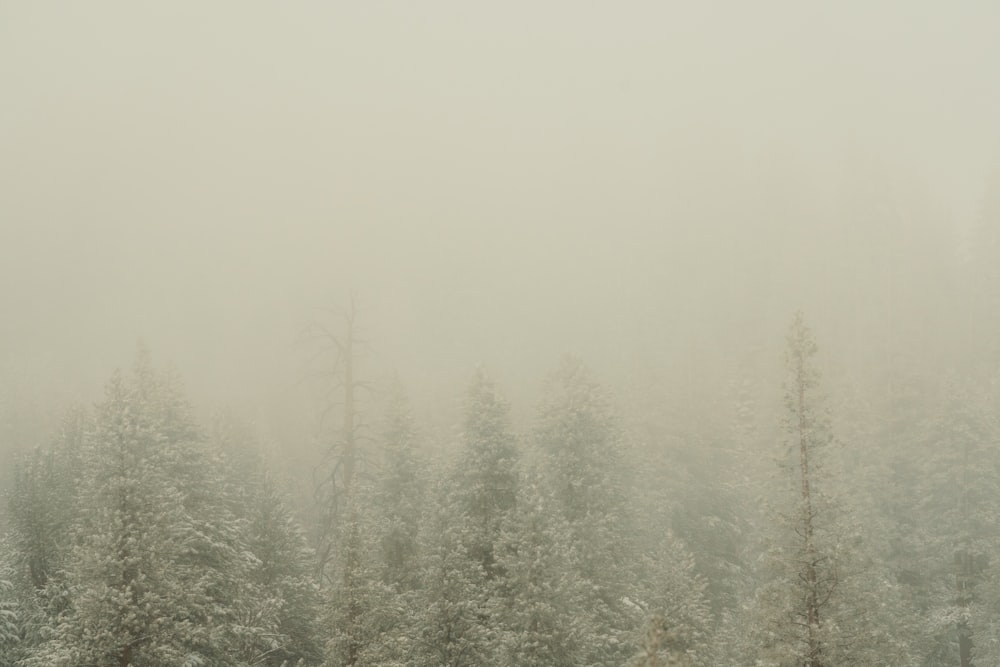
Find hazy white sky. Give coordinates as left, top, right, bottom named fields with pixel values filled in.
left=2, top=1, right=999, bottom=411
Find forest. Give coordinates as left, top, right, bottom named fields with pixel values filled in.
left=2, top=277, right=1000, bottom=666
left=4, top=2, right=1000, bottom=666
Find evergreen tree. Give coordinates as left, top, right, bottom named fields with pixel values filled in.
left=325, top=496, right=406, bottom=667
left=741, top=313, right=914, bottom=667
left=0, top=556, right=19, bottom=665
left=493, top=480, right=592, bottom=667
left=784, top=314, right=828, bottom=665
left=634, top=537, right=712, bottom=666
left=452, top=368, right=519, bottom=581
left=6, top=407, right=85, bottom=591
left=211, top=414, right=324, bottom=667
left=411, top=369, right=519, bottom=665
left=3, top=408, right=87, bottom=663
left=913, top=379, right=1000, bottom=666
left=629, top=615, right=693, bottom=667
left=372, top=378, right=424, bottom=592
left=235, top=475, right=324, bottom=666
left=324, top=379, right=428, bottom=667
left=533, top=355, right=635, bottom=666
left=412, top=489, right=492, bottom=667
left=25, top=350, right=246, bottom=666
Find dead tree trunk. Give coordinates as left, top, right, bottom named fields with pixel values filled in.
left=305, top=297, right=367, bottom=586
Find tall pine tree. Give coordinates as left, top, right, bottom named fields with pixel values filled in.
left=26, top=350, right=248, bottom=666
left=534, top=356, right=635, bottom=666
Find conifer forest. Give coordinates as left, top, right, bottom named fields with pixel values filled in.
left=3, top=3, right=1000, bottom=666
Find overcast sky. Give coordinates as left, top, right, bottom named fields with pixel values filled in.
left=2, top=2, right=999, bottom=420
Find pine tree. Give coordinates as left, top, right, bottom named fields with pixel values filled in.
left=452, top=368, right=519, bottom=581
left=2, top=408, right=87, bottom=663
left=235, top=476, right=324, bottom=666
left=533, top=356, right=634, bottom=666
left=211, top=414, right=324, bottom=666
left=629, top=615, right=692, bottom=667
left=493, top=479, right=592, bottom=667
left=0, top=556, right=19, bottom=665
left=372, top=378, right=425, bottom=592
left=412, top=489, right=492, bottom=667
left=25, top=350, right=246, bottom=666
left=784, top=312, right=829, bottom=667
left=324, top=500, right=404, bottom=667
left=634, top=537, right=712, bottom=666
left=6, top=407, right=85, bottom=591
left=411, top=369, right=519, bottom=665
left=323, top=379, right=430, bottom=667
left=913, top=378, right=1000, bottom=666
left=744, top=313, right=914, bottom=667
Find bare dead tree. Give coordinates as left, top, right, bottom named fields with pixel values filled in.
left=300, top=296, right=373, bottom=587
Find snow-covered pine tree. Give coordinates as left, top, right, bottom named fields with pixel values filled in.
left=210, top=413, right=324, bottom=667
left=0, top=556, right=19, bottom=665
left=25, top=349, right=247, bottom=666
left=3, top=408, right=88, bottom=663
left=325, top=379, right=428, bottom=666
left=237, top=475, right=324, bottom=667
left=6, top=407, right=85, bottom=592
left=411, top=368, right=519, bottom=665
left=533, top=355, right=634, bottom=666
left=743, top=312, right=914, bottom=667
left=412, top=486, right=492, bottom=667
left=452, top=368, right=519, bottom=582
left=913, top=378, right=1000, bottom=666
left=824, top=373, right=925, bottom=665
left=324, top=499, right=404, bottom=667
left=325, top=379, right=429, bottom=666
left=633, top=536, right=712, bottom=666
left=493, top=478, right=592, bottom=667
left=372, top=378, right=425, bottom=593
left=782, top=312, right=829, bottom=667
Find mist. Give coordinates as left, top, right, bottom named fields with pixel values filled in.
left=4, top=1, right=997, bottom=400
left=2, top=2, right=1000, bottom=665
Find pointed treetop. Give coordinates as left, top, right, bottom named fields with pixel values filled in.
left=784, top=311, right=821, bottom=392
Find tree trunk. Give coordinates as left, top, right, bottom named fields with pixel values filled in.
left=798, top=379, right=822, bottom=667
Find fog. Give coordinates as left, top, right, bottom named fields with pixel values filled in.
left=3, top=0, right=1000, bottom=489
left=3, top=3, right=1000, bottom=664
left=4, top=1, right=998, bottom=404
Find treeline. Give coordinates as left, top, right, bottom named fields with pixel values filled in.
left=0, top=347, right=706, bottom=666
left=2, top=307, right=1000, bottom=666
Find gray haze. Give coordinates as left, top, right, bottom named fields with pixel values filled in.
left=3, top=2, right=1000, bottom=451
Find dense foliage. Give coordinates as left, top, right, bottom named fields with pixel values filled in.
left=3, top=294, right=1000, bottom=667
